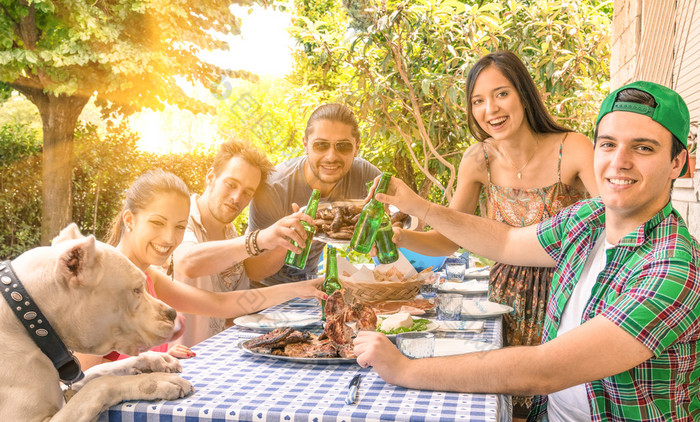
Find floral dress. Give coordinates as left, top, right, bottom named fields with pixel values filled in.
left=481, top=134, right=588, bottom=411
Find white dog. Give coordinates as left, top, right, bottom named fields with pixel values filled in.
left=0, top=224, right=194, bottom=421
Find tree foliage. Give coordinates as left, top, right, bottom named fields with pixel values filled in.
left=0, top=120, right=215, bottom=260
left=214, top=77, right=322, bottom=165
left=290, top=0, right=612, bottom=204
left=0, top=0, right=262, bottom=243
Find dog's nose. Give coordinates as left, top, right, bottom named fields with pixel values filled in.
left=164, top=307, right=177, bottom=322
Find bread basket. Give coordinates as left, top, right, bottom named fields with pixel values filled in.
left=340, top=272, right=427, bottom=304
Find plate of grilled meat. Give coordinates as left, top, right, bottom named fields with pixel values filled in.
left=312, top=200, right=412, bottom=245
left=238, top=291, right=377, bottom=363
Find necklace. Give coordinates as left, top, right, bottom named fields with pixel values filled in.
left=500, top=146, right=537, bottom=179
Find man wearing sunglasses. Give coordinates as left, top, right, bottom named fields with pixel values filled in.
left=246, top=103, right=380, bottom=286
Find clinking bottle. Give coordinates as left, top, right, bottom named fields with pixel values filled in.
left=321, top=245, right=341, bottom=321
left=284, top=189, right=320, bottom=269
left=375, top=212, right=399, bottom=264
left=350, top=172, right=392, bottom=254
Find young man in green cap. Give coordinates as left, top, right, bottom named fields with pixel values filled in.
left=353, top=81, right=699, bottom=422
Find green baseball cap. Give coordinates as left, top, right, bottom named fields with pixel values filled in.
left=596, top=81, right=690, bottom=175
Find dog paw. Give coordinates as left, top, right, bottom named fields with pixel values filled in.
left=130, top=351, right=182, bottom=374
left=135, top=373, right=194, bottom=401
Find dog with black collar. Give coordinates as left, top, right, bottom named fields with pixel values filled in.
left=0, top=224, right=193, bottom=421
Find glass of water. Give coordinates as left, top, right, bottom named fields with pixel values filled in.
left=436, top=293, right=463, bottom=320
left=396, top=332, right=435, bottom=359
left=419, top=272, right=440, bottom=299
left=444, top=256, right=467, bottom=281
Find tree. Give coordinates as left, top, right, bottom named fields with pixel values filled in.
left=291, top=0, right=611, bottom=203
left=0, top=0, right=261, bottom=243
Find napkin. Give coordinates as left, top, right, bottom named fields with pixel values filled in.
left=435, top=320, right=485, bottom=332
left=462, top=300, right=513, bottom=316
left=338, top=251, right=422, bottom=284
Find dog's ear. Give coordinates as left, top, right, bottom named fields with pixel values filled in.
left=56, top=235, right=99, bottom=287
left=52, top=223, right=83, bottom=246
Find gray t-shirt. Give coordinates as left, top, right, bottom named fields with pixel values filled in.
left=249, top=156, right=380, bottom=285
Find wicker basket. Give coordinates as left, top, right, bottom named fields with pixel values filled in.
left=340, top=277, right=424, bottom=304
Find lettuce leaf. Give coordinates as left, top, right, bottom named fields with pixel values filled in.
left=377, top=318, right=430, bottom=335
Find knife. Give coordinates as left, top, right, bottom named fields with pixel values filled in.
left=344, top=374, right=362, bottom=405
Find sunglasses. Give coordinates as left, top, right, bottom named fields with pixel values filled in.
left=310, top=141, right=355, bottom=155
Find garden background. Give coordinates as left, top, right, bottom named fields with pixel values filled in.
left=0, top=0, right=612, bottom=260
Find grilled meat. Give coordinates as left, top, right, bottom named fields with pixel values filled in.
left=353, top=303, right=378, bottom=331
left=244, top=327, right=294, bottom=349
left=325, top=290, right=346, bottom=318
left=324, top=315, right=354, bottom=345
left=337, top=343, right=357, bottom=359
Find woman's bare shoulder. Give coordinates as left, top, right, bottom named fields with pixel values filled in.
left=562, top=131, right=594, bottom=151
left=459, top=142, right=488, bottom=177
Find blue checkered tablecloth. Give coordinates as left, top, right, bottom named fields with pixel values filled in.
left=99, top=297, right=511, bottom=422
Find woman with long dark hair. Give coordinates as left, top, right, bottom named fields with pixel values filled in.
left=394, top=51, right=598, bottom=419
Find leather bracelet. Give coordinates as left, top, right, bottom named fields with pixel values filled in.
left=252, top=229, right=264, bottom=255
left=244, top=231, right=255, bottom=257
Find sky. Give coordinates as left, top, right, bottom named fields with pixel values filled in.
left=131, top=5, right=294, bottom=154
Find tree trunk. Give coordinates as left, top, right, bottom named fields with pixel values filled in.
left=35, top=94, right=89, bottom=244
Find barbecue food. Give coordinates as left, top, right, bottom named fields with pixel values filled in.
left=324, top=291, right=377, bottom=344
left=315, top=203, right=410, bottom=240
left=245, top=327, right=311, bottom=352
left=241, top=291, right=378, bottom=359
left=283, top=339, right=337, bottom=358
left=324, top=316, right=354, bottom=344
left=344, top=303, right=378, bottom=332
left=324, top=289, right=346, bottom=317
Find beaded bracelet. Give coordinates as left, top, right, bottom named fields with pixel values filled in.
left=244, top=231, right=255, bottom=257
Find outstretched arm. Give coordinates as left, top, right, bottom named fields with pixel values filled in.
left=354, top=315, right=652, bottom=395
left=149, top=268, right=324, bottom=319
left=376, top=176, right=555, bottom=267
left=394, top=145, right=485, bottom=256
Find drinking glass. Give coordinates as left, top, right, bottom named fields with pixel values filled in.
left=436, top=293, right=463, bottom=320
left=444, top=256, right=467, bottom=281
left=396, top=332, right=435, bottom=359
left=419, top=272, right=440, bottom=299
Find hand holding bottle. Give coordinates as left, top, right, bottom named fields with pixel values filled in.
left=257, top=209, right=315, bottom=254
left=372, top=175, right=431, bottom=223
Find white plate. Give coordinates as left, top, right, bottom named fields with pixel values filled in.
left=438, top=280, right=488, bottom=294
left=233, top=312, right=320, bottom=330
left=433, top=338, right=499, bottom=356
left=461, top=300, right=513, bottom=317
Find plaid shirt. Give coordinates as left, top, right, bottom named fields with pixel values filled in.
left=529, top=198, right=700, bottom=421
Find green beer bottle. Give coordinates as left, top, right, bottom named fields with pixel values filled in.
left=321, top=245, right=342, bottom=321
left=284, top=189, right=320, bottom=269
left=350, top=172, right=392, bottom=254
left=375, top=212, right=399, bottom=264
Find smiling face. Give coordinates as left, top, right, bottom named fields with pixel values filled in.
left=205, top=156, right=262, bottom=225
left=123, top=192, right=190, bottom=270
left=303, top=119, right=358, bottom=192
left=595, top=111, right=685, bottom=225
left=470, top=65, right=530, bottom=141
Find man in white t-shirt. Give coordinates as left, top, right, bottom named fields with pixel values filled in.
left=171, top=140, right=315, bottom=347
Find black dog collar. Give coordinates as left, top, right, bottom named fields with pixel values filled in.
left=0, top=260, right=84, bottom=384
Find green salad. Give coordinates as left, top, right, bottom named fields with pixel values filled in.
left=377, top=317, right=430, bottom=335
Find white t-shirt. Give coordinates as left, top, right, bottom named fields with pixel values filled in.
left=548, top=231, right=612, bottom=422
